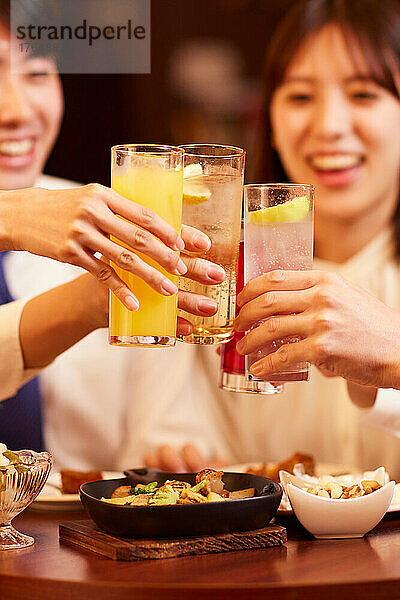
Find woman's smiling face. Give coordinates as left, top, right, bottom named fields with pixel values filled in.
left=270, top=24, right=400, bottom=225
left=0, top=23, right=63, bottom=190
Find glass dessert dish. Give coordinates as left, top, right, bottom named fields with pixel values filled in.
left=0, top=449, right=53, bottom=550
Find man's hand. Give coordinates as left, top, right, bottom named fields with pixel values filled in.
left=235, top=270, right=400, bottom=390
left=0, top=186, right=225, bottom=324
left=143, top=443, right=228, bottom=473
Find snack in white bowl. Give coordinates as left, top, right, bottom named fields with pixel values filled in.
left=280, top=468, right=395, bottom=539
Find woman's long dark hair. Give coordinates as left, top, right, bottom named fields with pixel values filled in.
left=255, top=0, right=400, bottom=257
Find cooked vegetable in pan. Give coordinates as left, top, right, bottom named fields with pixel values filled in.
left=102, top=469, right=255, bottom=506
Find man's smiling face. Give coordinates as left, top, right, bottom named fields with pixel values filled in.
left=0, top=23, right=63, bottom=189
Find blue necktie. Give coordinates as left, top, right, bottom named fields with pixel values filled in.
left=0, top=252, right=44, bottom=452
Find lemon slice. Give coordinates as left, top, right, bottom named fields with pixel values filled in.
left=183, top=181, right=211, bottom=204
left=183, top=163, right=203, bottom=179
left=250, top=195, right=309, bottom=225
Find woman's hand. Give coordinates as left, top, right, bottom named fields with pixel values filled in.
left=176, top=224, right=225, bottom=334
left=143, top=443, right=228, bottom=473
left=235, top=270, right=400, bottom=389
left=0, top=184, right=224, bottom=311
left=65, top=227, right=225, bottom=337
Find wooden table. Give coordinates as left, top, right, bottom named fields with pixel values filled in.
left=1, top=509, right=400, bottom=600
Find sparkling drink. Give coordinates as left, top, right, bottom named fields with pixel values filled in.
left=109, top=145, right=183, bottom=347
left=179, top=173, right=242, bottom=343
left=177, top=144, right=245, bottom=345
left=244, top=184, right=314, bottom=382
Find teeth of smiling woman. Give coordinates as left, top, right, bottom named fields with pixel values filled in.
left=0, top=139, right=33, bottom=156
left=310, top=154, right=362, bottom=171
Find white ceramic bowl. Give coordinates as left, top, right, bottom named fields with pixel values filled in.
left=280, top=470, right=395, bottom=539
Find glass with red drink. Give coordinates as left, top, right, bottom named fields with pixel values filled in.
left=218, top=236, right=283, bottom=394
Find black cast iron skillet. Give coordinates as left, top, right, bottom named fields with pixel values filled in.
left=80, top=467, right=282, bottom=538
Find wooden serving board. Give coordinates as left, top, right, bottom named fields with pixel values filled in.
left=59, top=520, right=286, bottom=561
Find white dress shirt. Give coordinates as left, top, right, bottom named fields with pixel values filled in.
left=362, top=389, right=400, bottom=438
left=0, top=299, right=39, bottom=399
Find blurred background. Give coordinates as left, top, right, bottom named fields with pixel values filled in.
left=46, top=0, right=293, bottom=185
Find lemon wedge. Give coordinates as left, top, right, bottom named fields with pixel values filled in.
left=183, top=181, right=211, bottom=204
left=250, top=195, right=309, bottom=225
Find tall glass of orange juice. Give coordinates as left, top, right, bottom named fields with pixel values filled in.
left=109, top=144, right=184, bottom=347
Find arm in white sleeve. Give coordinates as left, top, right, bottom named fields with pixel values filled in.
left=0, top=299, right=40, bottom=401
left=360, top=388, right=400, bottom=438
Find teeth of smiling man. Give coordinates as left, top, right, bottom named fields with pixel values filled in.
left=310, top=154, right=362, bottom=171
left=0, top=139, right=34, bottom=156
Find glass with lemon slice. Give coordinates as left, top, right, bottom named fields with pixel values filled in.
left=109, top=144, right=183, bottom=347
left=178, top=144, right=245, bottom=344
left=244, top=183, right=314, bottom=384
